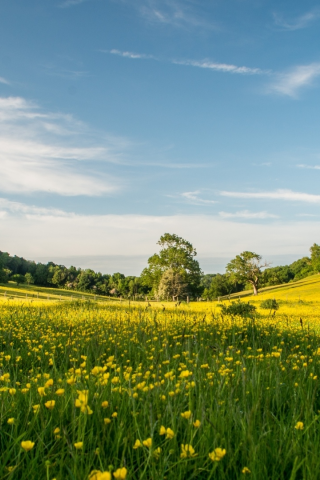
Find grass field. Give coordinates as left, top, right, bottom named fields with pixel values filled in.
left=0, top=276, right=320, bottom=479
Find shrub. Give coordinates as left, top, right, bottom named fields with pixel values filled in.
left=219, top=300, right=256, bottom=317
left=260, top=299, right=279, bottom=311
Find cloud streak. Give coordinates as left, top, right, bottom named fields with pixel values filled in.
left=59, top=0, right=89, bottom=8
left=219, top=210, right=278, bottom=219
left=174, top=59, right=266, bottom=75
left=138, top=0, right=212, bottom=29
left=297, top=164, right=320, bottom=170
left=108, top=49, right=154, bottom=60
left=221, top=189, right=320, bottom=203
left=273, top=10, right=320, bottom=31
left=268, top=63, right=320, bottom=97
left=0, top=76, right=10, bottom=85
left=181, top=191, right=216, bottom=205
left=105, top=49, right=265, bottom=77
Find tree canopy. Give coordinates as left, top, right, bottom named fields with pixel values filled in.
left=140, top=233, right=202, bottom=297
left=226, top=251, right=269, bottom=295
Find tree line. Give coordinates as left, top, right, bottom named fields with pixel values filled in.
left=0, top=235, right=319, bottom=300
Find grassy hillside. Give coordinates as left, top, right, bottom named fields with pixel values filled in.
left=223, top=274, right=320, bottom=302
left=0, top=282, right=118, bottom=303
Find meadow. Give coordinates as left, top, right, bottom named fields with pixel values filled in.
left=1, top=276, right=320, bottom=479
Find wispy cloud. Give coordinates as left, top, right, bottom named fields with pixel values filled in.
left=108, top=49, right=154, bottom=60
left=0, top=96, right=123, bottom=196
left=174, top=59, right=267, bottom=75
left=181, top=191, right=216, bottom=205
left=296, top=213, right=318, bottom=217
left=273, top=10, right=320, bottom=31
left=0, top=198, right=71, bottom=217
left=268, top=63, right=320, bottom=97
left=138, top=0, right=212, bottom=29
left=297, top=164, right=320, bottom=170
left=59, top=0, right=89, bottom=8
left=104, top=49, right=265, bottom=77
left=0, top=76, right=10, bottom=85
left=221, top=189, right=320, bottom=203
left=219, top=210, right=278, bottom=219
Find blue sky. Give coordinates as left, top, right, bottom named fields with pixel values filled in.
left=1, top=0, right=320, bottom=274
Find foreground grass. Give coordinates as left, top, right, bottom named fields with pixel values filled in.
left=1, top=301, right=320, bottom=479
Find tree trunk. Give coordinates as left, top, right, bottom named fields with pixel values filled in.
left=252, top=283, right=258, bottom=295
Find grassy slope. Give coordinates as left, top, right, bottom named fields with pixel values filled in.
left=0, top=282, right=119, bottom=303
left=226, top=274, right=320, bottom=302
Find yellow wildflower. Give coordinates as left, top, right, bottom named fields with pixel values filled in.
left=38, top=387, right=46, bottom=397
left=74, top=442, right=83, bottom=449
left=181, top=410, right=192, bottom=419
left=113, top=467, right=127, bottom=479
left=295, top=421, right=304, bottom=430
left=7, top=418, right=15, bottom=425
left=89, top=470, right=111, bottom=480
left=21, top=441, right=35, bottom=451
left=55, top=388, right=65, bottom=396
left=193, top=420, right=201, bottom=428
left=166, top=428, right=174, bottom=439
left=45, top=400, right=55, bottom=410
left=180, top=444, right=197, bottom=458
left=209, top=448, right=226, bottom=462
left=101, top=401, right=109, bottom=408
left=143, top=437, right=152, bottom=448
left=104, top=418, right=111, bottom=424
left=133, top=439, right=142, bottom=449
left=242, top=467, right=251, bottom=474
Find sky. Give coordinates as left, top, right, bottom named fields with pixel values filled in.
left=1, top=0, right=320, bottom=275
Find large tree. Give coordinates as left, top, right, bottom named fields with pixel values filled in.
left=158, top=268, right=187, bottom=300
left=140, top=233, right=202, bottom=297
left=226, top=251, right=269, bottom=295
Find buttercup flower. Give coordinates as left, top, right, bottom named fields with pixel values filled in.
left=209, top=448, right=226, bottom=462
left=143, top=437, right=152, bottom=448
left=242, top=467, right=251, bottom=474
left=113, top=467, right=127, bottom=479
left=181, top=410, right=192, bottom=420
left=45, top=400, right=55, bottom=410
left=181, top=444, right=197, bottom=458
left=295, top=422, right=304, bottom=430
left=21, top=441, right=35, bottom=451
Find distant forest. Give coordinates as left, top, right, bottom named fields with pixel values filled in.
left=0, top=244, right=318, bottom=300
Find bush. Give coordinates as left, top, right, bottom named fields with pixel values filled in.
left=260, top=299, right=279, bottom=311
left=219, top=300, right=256, bottom=317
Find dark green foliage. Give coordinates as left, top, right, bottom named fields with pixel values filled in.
left=202, top=273, right=243, bottom=300
left=219, top=300, right=256, bottom=317
left=11, top=273, right=26, bottom=285
left=310, top=243, right=320, bottom=273
left=141, top=233, right=202, bottom=296
left=260, top=298, right=280, bottom=311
